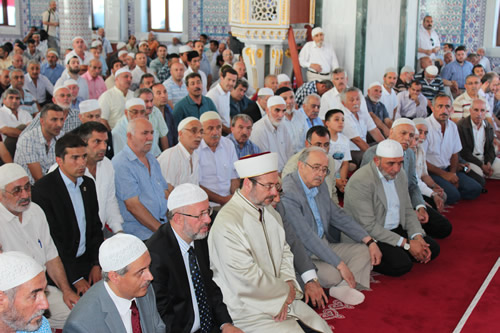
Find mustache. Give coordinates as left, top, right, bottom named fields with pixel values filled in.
left=18, top=198, right=31, bottom=205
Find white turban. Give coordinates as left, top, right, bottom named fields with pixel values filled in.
left=79, top=99, right=100, bottom=114
left=311, top=27, right=323, bottom=37
left=125, top=98, right=145, bottom=110
left=391, top=118, right=416, bottom=129
left=179, top=45, right=192, bottom=54
left=118, top=50, right=128, bottom=58
left=91, top=40, right=102, bottom=48
left=64, top=52, right=80, bottom=65
left=0, top=251, right=44, bottom=291
left=384, top=67, right=397, bottom=75
left=277, top=74, right=290, bottom=84
left=368, top=81, right=382, bottom=90
left=425, top=65, right=439, bottom=76
left=376, top=139, right=403, bottom=158
left=116, top=42, right=126, bottom=50
left=234, top=152, right=278, bottom=178
left=257, top=87, right=274, bottom=97
left=267, top=96, right=286, bottom=109
left=64, top=79, right=78, bottom=88
left=114, top=68, right=131, bottom=78
left=167, top=183, right=208, bottom=211
left=413, top=118, right=430, bottom=128
left=400, top=65, right=415, bottom=74
left=0, top=163, right=28, bottom=189
left=200, top=111, right=221, bottom=123
left=99, top=234, right=148, bottom=272
left=177, top=116, right=199, bottom=132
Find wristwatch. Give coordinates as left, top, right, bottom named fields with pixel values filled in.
left=366, top=238, right=377, bottom=247
left=306, top=277, right=319, bottom=284
left=403, top=242, right=411, bottom=251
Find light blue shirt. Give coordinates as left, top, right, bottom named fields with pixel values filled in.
left=301, top=108, right=323, bottom=129
left=163, top=77, right=188, bottom=106
left=59, top=169, right=86, bottom=257
left=226, top=133, right=261, bottom=158
left=440, top=60, right=474, bottom=89
left=298, top=172, right=324, bottom=238
left=41, top=62, right=65, bottom=85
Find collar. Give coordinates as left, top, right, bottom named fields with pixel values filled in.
left=59, top=168, right=83, bottom=188
left=375, top=166, right=395, bottom=184
left=0, top=200, right=22, bottom=223
left=216, top=83, right=229, bottom=96
left=297, top=171, right=319, bottom=198
left=235, top=189, right=263, bottom=213
left=172, top=227, right=194, bottom=256
left=177, top=141, right=193, bottom=159
left=471, top=118, right=485, bottom=130
left=103, top=281, right=134, bottom=317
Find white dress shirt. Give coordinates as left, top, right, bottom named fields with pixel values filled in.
left=417, top=26, right=441, bottom=60
left=131, top=66, right=158, bottom=87
left=103, top=281, right=134, bottom=333
left=471, top=119, right=486, bottom=161
left=98, top=86, right=134, bottom=129
left=0, top=105, right=32, bottom=141
left=299, top=41, right=339, bottom=74
left=424, top=114, right=462, bottom=169
left=282, top=109, right=308, bottom=153
left=157, top=142, right=200, bottom=187
left=341, top=105, right=377, bottom=151
left=319, top=87, right=340, bottom=119
left=380, top=86, right=398, bottom=118
left=24, top=73, right=54, bottom=104
left=206, top=84, right=231, bottom=127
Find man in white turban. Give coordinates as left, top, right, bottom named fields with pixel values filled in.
left=299, top=27, right=340, bottom=82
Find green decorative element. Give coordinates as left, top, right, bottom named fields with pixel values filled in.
left=398, top=0, right=408, bottom=72
left=315, top=0, right=322, bottom=27
left=353, top=0, right=367, bottom=90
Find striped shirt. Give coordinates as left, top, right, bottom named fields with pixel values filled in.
left=415, top=72, right=444, bottom=101
left=163, top=77, right=188, bottom=107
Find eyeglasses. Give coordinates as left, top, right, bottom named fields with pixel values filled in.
left=184, top=127, right=204, bottom=135
left=4, top=183, right=31, bottom=196
left=177, top=207, right=213, bottom=220
left=251, top=179, right=282, bottom=191
left=305, top=162, right=330, bottom=175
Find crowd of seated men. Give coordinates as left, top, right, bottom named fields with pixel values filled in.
left=0, top=17, right=499, bottom=333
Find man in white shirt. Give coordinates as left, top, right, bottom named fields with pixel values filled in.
left=68, top=36, right=93, bottom=69
left=417, top=15, right=441, bottom=61
left=98, top=68, right=134, bottom=129
left=477, top=48, right=492, bottom=72
left=55, top=53, right=89, bottom=101
left=131, top=52, right=158, bottom=90
left=0, top=89, right=32, bottom=142
left=299, top=27, right=340, bottom=82
left=183, top=50, right=208, bottom=95
left=24, top=60, right=54, bottom=105
left=319, top=67, right=349, bottom=119
left=206, top=66, right=238, bottom=135
left=380, top=67, right=398, bottom=119
left=279, top=87, right=308, bottom=153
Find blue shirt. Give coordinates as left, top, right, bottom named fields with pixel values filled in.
left=440, top=60, right=473, bottom=89
left=41, top=62, right=65, bottom=85
left=298, top=172, right=324, bottom=238
left=301, top=108, right=323, bottom=129
left=113, top=145, right=168, bottom=240
left=227, top=133, right=261, bottom=158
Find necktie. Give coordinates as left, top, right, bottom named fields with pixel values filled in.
left=188, top=247, right=213, bottom=333
left=130, top=300, right=143, bottom=333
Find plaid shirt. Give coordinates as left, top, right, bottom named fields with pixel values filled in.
left=295, top=80, right=318, bottom=108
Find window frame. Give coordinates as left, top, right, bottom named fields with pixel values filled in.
left=147, top=0, right=183, bottom=33
left=0, top=0, right=14, bottom=27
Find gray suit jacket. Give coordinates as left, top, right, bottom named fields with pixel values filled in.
left=63, top=280, right=165, bottom=333
left=344, top=161, right=425, bottom=247
left=361, top=144, right=425, bottom=208
left=281, top=171, right=369, bottom=268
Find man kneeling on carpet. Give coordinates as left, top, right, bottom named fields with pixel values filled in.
left=344, top=139, right=440, bottom=276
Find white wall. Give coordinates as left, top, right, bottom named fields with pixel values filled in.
left=405, top=0, right=419, bottom=68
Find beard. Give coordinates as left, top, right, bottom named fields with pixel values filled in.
left=0, top=305, right=45, bottom=332
left=69, top=67, right=80, bottom=75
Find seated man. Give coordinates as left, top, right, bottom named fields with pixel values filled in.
left=242, top=87, right=273, bottom=123
left=440, top=45, right=473, bottom=94
left=147, top=184, right=242, bottom=333
left=425, top=93, right=482, bottom=204
left=197, top=111, right=239, bottom=206
left=32, top=133, right=104, bottom=295
left=415, top=65, right=445, bottom=106
left=281, top=147, right=381, bottom=305
left=0, top=89, right=32, bottom=148
left=345, top=139, right=440, bottom=276
left=394, top=65, right=414, bottom=93
left=365, top=82, right=392, bottom=137
left=113, top=118, right=169, bottom=240
left=380, top=68, right=398, bottom=119
left=24, top=60, right=54, bottom=106
left=230, top=79, right=252, bottom=117
left=112, top=98, right=147, bottom=154
left=138, top=87, right=169, bottom=157
left=208, top=152, right=332, bottom=333
left=458, top=99, right=500, bottom=182
left=295, top=80, right=333, bottom=109
left=279, top=87, right=308, bottom=153
left=227, top=113, right=261, bottom=158
left=63, top=234, right=166, bottom=332
left=452, top=74, right=492, bottom=124
left=395, top=80, right=428, bottom=119
left=0, top=163, right=79, bottom=330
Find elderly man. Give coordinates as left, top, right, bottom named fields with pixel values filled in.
left=232, top=61, right=256, bottom=97
left=10, top=54, right=26, bottom=73
left=452, top=74, right=491, bottom=123
left=415, top=65, right=445, bottom=104
left=282, top=147, right=380, bottom=305
left=0, top=251, right=51, bottom=332
left=112, top=98, right=147, bottom=155
left=277, top=73, right=292, bottom=89
left=279, top=87, right=308, bottom=153
left=425, top=94, right=482, bottom=204
left=208, top=152, right=332, bottom=333
left=197, top=111, right=239, bottom=206
left=365, top=81, right=392, bottom=137
left=295, top=80, right=333, bottom=108
left=345, top=139, right=440, bottom=276
left=441, top=45, right=474, bottom=93
left=63, top=234, right=166, bottom=332
left=41, top=49, right=64, bottom=85
left=157, top=117, right=202, bottom=188
left=395, top=80, right=428, bottom=119
left=82, top=59, right=106, bottom=100
left=417, top=15, right=441, bottom=61
left=319, top=68, right=349, bottom=118
left=24, top=60, right=54, bottom=105
left=207, top=66, right=238, bottom=134
left=229, top=79, right=252, bottom=117
left=184, top=50, right=208, bottom=95
left=138, top=88, right=169, bottom=156
left=227, top=113, right=261, bottom=158
left=113, top=118, right=169, bottom=240
left=98, top=67, right=133, bottom=129
left=222, top=49, right=234, bottom=65
left=250, top=96, right=294, bottom=172
left=477, top=47, right=492, bottom=72
left=0, top=164, right=80, bottom=330
left=394, top=66, right=415, bottom=93
left=299, top=27, right=339, bottom=82
left=164, top=62, right=188, bottom=108
left=67, top=36, right=92, bottom=68
left=0, top=89, right=32, bottom=142
left=9, top=69, right=38, bottom=116
left=131, top=52, right=158, bottom=89
left=263, top=74, right=278, bottom=93
left=380, top=68, right=399, bottom=119
left=242, top=87, right=273, bottom=122
left=147, top=184, right=242, bottom=333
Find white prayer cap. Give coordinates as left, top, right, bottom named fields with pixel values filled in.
left=127, top=52, right=135, bottom=58
left=114, top=67, right=131, bottom=78
left=376, top=139, right=403, bottom=158
left=368, top=81, right=382, bottom=89
left=413, top=118, right=430, bottom=128
left=179, top=45, right=192, bottom=54
left=234, top=152, right=278, bottom=178
left=167, top=183, right=208, bottom=211
left=53, top=84, right=69, bottom=95
left=425, top=65, right=439, bottom=76
left=138, top=41, right=148, bottom=47
left=311, top=27, right=323, bottom=37
left=177, top=116, right=200, bottom=132
left=91, top=40, right=102, bottom=48
left=0, top=163, right=28, bottom=189
left=79, top=99, right=100, bottom=114
left=118, top=50, right=128, bottom=58
left=384, top=67, right=397, bottom=75
left=0, top=251, right=43, bottom=291
left=47, top=50, right=59, bottom=57
left=200, top=111, right=221, bottom=123
left=257, top=87, right=274, bottom=97
left=72, top=36, right=86, bottom=44
left=125, top=98, right=145, bottom=110
left=400, top=65, right=415, bottom=74
left=277, top=73, right=290, bottom=84
left=391, top=118, right=416, bottom=129
left=116, top=42, right=126, bottom=50
left=99, top=234, right=148, bottom=272
left=267, top=96, right=286, bottom=109
left=65, top=52, right=80, bottom=65
left=64, top=79, right=78, bottom=88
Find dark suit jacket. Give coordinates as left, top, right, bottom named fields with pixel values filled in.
left=32, top=168, right=104, bottom=284
left=146, top=223, right=232, bottom=333
left=457, top=116, right=495, bottom=167
left=63, top=281, right=165, bottom=333
left=242, top=101, right=263, bottom=123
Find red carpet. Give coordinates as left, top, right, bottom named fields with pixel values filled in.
left=316, top=180, right=500, bottom=332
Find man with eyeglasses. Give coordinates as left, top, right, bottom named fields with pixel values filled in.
left=146, top=183, right=242, bottom=333
left=0, top=163, right=79, bottom=330
left=281, top=147, right=380, bottom=306
left=112, top=98, right=147, bottom=155
left=417, top=15, right=440, bottom=62
left=208, top=152, right=332, bottom=332
left=82, top=59, right=106, bottom=100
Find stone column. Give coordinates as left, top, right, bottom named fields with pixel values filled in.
left=242, top=44, right=265, bottom=91
left=59, top=0, right=92, bottom=52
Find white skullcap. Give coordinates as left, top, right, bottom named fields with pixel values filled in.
left=391, top=118, right=416, bottom=129
left=400, top=65, right=415, bottom=74
left=65, top=52, right=80, bottom=65
left=0, top=251, right=43, bottom=291
left=267, top=96, right=286, bottom=108
left=167, top=183, right=208, bottom=211
left=179, top=45, right=192, bottom=54
left=138, top=41, right=148, bottom=47
left=125, top=98, right=145, bottom=110
left=257, top=87, right=274, bottom=97
left=115, top=68, right=131, bottom=78
left=116, top=42, right=126, bottom=50
left=234, top=152, right=278, bottom=178
left=425, top=65, right=439, bottom=76
left=72, top=36, right=86, bottom=44
left=277, top=73, right=290, bottom=84
left=91, top=40, right=102, bottom=48
left=368, top=81, right=382, bottom=89
left=47, top=50, right=59, bottom=57
left=118, top=50, right=128, bottom=58
left=413, top=118, right=430, bottom=128
left=177, top=116, right=200, bottom=132
left=64, top=79, right=78, bottom=87
left=127, top=52, right=135, bottom=58
left=200, top=111, right=221, bottom=123
left=0, top=163, right=28, bottom=188
left=79, top=99, right=100, bottom=114
left=99, top=234, right=147, bottom=272
left=311, top=27, right=323, bottom=37
left=53, top=84, right=69, bottom=95
left=376, top=139, right=403, bottom=158
left=384, top=67, right=397, bottom=75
